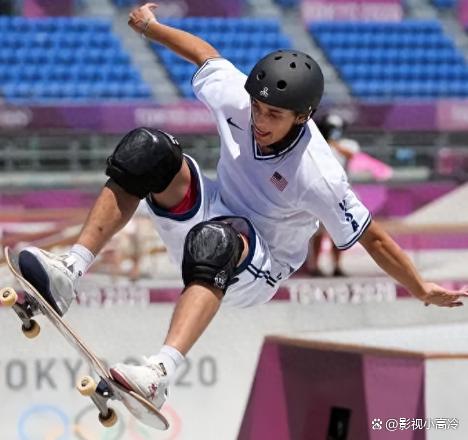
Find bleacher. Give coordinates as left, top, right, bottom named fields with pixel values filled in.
left=310, top=20, right=468, bottom=99
left=111, top=0, right=138, bottom=6
left=0, top=16, right=152, bottom=102
left=274, top=0, right=300, bottom=8
left=432, top=0, right=457, bottom=8
left=0, top=2, right=466, bottom=105
left=152, top=17, right=290, bottom=98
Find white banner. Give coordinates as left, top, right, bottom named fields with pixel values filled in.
left=3, top=298, right=468, bottom=439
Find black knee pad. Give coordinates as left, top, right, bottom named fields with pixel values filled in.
left=105, top=127, right=183, bottom=199
left=182, top=221, right=245, bottom=292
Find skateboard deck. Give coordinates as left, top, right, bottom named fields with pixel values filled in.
left=1, top=246, right=169, bottom=430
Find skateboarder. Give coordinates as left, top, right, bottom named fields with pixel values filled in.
left=16, top=3, right=468, bottom=412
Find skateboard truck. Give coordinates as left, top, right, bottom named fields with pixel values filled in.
left=0, top=287, right=41, bottom=338
left=77, top=376, right=118, bottom=427
left=3, top=246, right=170, bottom=430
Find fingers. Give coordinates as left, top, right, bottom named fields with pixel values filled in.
left=128, top=2, right=157, bottom=27
left=128, top=12, right=139, bottom=23
left=128, top=12, right=147, bottom=29
left=444, top=297, right=463, bottom=307
left=128, top=21, right=140, bottom=31
left=445, top=302, right=463, bottom=308
left=434, top=302, right=463, bottom=308
left=127, top=17, right=141, bottom=30
left=444, top=288, right=468, bottom=297
left=424, top=295, right=465, bottom=307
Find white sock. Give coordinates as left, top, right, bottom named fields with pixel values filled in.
left=69, top=244, right=95, bottom=278
left=148, top=345, right=185, bottom=380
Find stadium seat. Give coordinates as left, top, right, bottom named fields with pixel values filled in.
left=152, top=17, right=289, bottom=98
left=432, top=0, right=457, bottom=8
left=0, top=17, right=153, bottom=103
left=274, top=0, right=299, bottom=8
left=310, top=19, right=468, bottom=100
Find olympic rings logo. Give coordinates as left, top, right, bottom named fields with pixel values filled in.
left=17, top=403, right=182, bottom=440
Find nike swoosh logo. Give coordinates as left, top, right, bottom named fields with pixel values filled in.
left=227, top=117, right=243, bottom=131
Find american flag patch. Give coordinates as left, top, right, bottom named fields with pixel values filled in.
left=270, top=171, right=288, bottom=191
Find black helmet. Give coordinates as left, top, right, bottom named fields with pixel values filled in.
left=245, top=49, right=324, bottom=115
left=317, top=113, right=346, bottom=141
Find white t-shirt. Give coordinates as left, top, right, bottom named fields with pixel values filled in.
left=192, top=58, right=371, bottom=271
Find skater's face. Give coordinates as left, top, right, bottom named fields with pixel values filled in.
left=250, top=99, right=307, bottom=150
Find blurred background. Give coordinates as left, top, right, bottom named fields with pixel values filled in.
left=0, top=0, right=468, bottom=439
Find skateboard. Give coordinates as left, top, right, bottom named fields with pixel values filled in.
left=1, top=246, right=169, bottom=430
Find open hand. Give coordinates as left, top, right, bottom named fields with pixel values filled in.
left=421, top=282, right=468, bottom=308
left=128, top=2, right=158, bottom=34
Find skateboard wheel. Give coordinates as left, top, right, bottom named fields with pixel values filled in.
left=77, top=375, right=97, bottom=396
left=99, top=408, right=118, bottom=427
left=22, top=319, right=40, bottom=338
left=0, top=287, right=18, bottom=307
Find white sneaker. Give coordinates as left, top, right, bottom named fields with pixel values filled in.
left=110, top=357, right=169, bottom=410
left=18, top=246, right=78, bottom=316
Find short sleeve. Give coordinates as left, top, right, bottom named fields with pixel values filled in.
left=306, top=173, right=371, bottom=249
left=192, top=57, right=249, bottom=112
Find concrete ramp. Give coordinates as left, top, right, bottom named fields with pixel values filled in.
left=404, top=182, right=468, bottom=225
left=240, top=324, right=468, bottom=440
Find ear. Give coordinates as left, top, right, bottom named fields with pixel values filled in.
left=295, top=113, right=309, bottom=125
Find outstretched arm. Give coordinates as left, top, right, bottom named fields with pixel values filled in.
left=359, top=220, right=468, bottom=307
left=128, top=3, right=220, bottom=66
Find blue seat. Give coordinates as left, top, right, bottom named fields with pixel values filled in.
left=73, top=82, right=91, bottom=98
left=112, top=0, right=138, bottom=7
left=53, top=47, right=75, bottom=64
left=313, top=19, right=468, bottom=99
left=15, top=83, right=34, bottom=98
left=2, top=33, right=26, bottom=49
left=433, top=0, right=457, bottom=8
left=89, top=19, right=112, bottom=33
left=151, top=17, right=291, bottom=97
left=275, top=0, right=298, bottom=8
left=32, top=18, right=60, bottom=32
left=223, top=19, right=242, bottom=33
left=0, top=16, right=152, bottom=102
left=134, top=83, right=152, bottom=98
left=46, top=65, right=69, bottom=81
left=179, top=82, right=195, bottom=98
left=57, top=33, right=83, bottom=48
left=0, top=47, right=16, bottom=64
